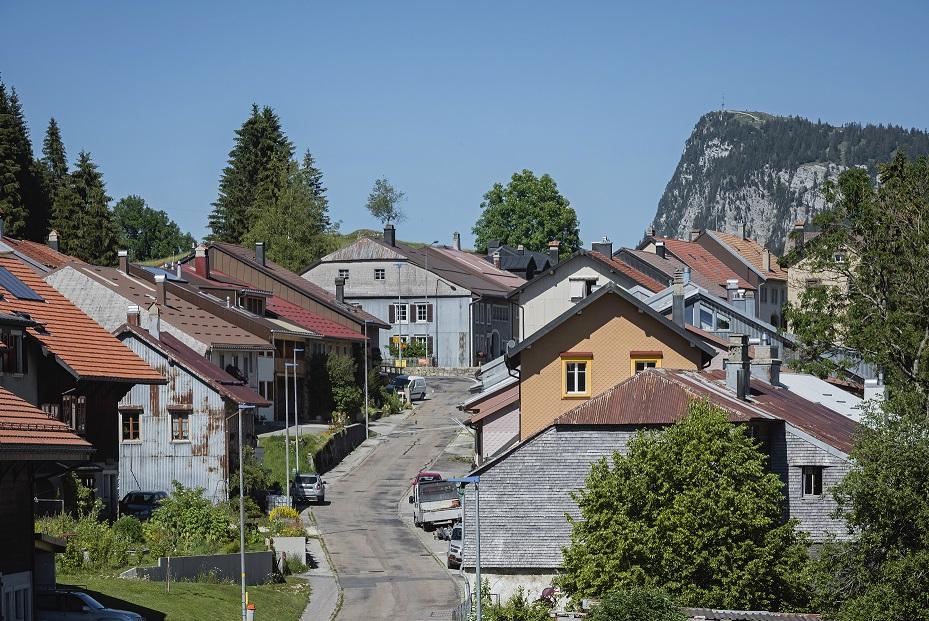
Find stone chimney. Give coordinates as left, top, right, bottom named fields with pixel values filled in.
left=195, top=244, right=210, bottom=279
left=335, top=277, right=345, bottom=303
left=750, top=344, right=782, bottom=386
left=492, top=251, right=502, bottom=269
left=655, top=241, right=666, bottom=259
left=155, top=274, right=167, bottom=306
left=48, top=230, right=59, bottom=252
left=726, top=278, right=739, bottom=303
left=127, top=304, right=141, bottom=327
left=118, top=250, right=129, bottom=274
left=591, top=236, right=613, bottom=257
left=547, top=240, right=560, bottom=265
left=255, top=242, right=266, bottom=267
left=149, top=304, right=161, bottom=340
left=724, top=334, right=751, bottom=399
left=762, top=248, right=772, bottom=272
left=516, top=244, right=525, bottom=255
left=452, top=232, right=461, bottom=251
left=384, top=224, right=396, bottom=247
left=672, top=269, right=685, bottom=327
left=689, top=228, right=701, bottom=242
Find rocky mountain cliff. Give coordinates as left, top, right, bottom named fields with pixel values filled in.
left=650, top=111, right=929, bottom=254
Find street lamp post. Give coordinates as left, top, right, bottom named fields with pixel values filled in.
left=292, top=348, right=304, bottom=473
left=237, top=404, right=255, bottom=621
left=394, top=262, right=404, bottom=363
left=363, top=319, right=370, bottom=440
left=448, top=476, right=482, bottom=621
left=425, top=241, right=438, bottom=364
left=283, top=353, right=291, bottom=506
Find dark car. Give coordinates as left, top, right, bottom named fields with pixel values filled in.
left=36, top=589, right=145, bottom=621
left=118, top=491, right=167, bottom=520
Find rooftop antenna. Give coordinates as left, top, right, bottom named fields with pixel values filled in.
left=721, top=93, right=725, bottom=111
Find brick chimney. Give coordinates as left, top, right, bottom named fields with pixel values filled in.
left=127, top=304, right=141, bottom=327
left=452, top=232, right=461, bottom=251
left=591, top=236, right=613, bottom=257
left=547, top=240, right=560, bottom=265
left=492, top=251, right=502, bottom=269
left=335, top=277, right=345, bottom=303
left=672, top=269, right=685, bottom=327
left=48, top=230, right=59, bottom=252
left=255, top=242, right=266, bottom=266
left=155, top=274, right=167, bottom=306
left=195, top=244, right=210, bottom=279
left=655, top=241, right=666, bottom=259
left=384, top=224, right=396, bottom=247
left=724, top=334, right=751, bottom=399
left=118, top=250, right=129, bottom=274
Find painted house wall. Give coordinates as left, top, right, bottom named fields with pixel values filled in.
left=118, top=336, right=234, bottom=503
left=519, top=294, right=704, bottom=439
left=478, top=404, right=520, bottom=463
left=471, top=296, right=514, bottom=364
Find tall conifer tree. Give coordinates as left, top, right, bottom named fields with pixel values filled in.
left=0, top=82, right=23, bottom=231
left=42, top=118, right=68, bottom=196
left=52, top=151, right=118, bottom=264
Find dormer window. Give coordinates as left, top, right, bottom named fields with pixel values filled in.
left=242, top=295, right=265, bottom=316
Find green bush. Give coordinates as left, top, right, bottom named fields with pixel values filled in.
left=382, top=391, right=404, bottom=416
left=112, top=516, right=144, bottom=545
left=143, top=482, right=236, bottom=557
left=587, top=587, right=685, bottom=621
left=473, top=582, right=549, bottom=621
left=284, top=556, right=309, bottom=575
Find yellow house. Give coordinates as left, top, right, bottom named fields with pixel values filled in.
left=505, top=283, right=718, bottom=440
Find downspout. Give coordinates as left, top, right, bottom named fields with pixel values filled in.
left=468, top=298, right=477, bottom=367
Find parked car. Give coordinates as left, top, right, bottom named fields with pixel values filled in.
left=118, top=491, right=167, bottom=520
left=410, top=479, right=461, bottom=531
left=36, top=590, right=145, bottom=621
left=447, top=524, right=463, bottom=569
left=410, top=470, right=443, bottom=486
left=291, top=473, right=326, bottom=504
left=387, top=374, right=427, bottom=401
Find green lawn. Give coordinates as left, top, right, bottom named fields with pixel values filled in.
left=259, top=433, right=330, bottom=490
left=58, top=572, right=310, bottom=621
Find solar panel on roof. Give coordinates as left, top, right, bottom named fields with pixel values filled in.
left=0, top=267, right=44, bottom=301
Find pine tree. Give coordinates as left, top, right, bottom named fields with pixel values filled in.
left=0, top=82, right=23, bottom=232
left=52, top=151, right=118, bottom=264
left=208, top=105, right=294, bottom=243
left=42, top=118, right=68, bottom=196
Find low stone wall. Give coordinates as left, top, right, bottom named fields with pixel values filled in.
left=314, top=423, right=366, bottom=474
left=123, top=551, right=275, bottom=585
left=406, top=367, right=479, bottom=378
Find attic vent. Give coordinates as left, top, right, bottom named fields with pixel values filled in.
left=0, top=267, right=44, bottom=301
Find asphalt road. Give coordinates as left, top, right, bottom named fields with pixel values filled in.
left=312, top=377, right=473, bottom=621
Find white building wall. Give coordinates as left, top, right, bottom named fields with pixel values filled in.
left=515, top=260, right=610, bottom=340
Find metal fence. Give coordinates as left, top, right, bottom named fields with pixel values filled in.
left=453, top=579, right=472, bottom=621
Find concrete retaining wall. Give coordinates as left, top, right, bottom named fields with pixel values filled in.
left=125, top=551, right=275, bottom=585
left=314, top=423, right=366, bottom=474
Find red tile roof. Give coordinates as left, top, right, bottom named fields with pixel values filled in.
left=0, top=385, right=93, bottom=450
left=0, top=256, right=164, bottom=383
left=711, top=231, right=789, bottom=280
left=588, top=251, right=667, bottom=293
left=654, top=237, right=753, bottom=290
left=2, top=237, right=80, bottom=270
left=266, top=296, right=366, bottom=342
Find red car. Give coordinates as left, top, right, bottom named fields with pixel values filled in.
left=411, top=470, right=442, bottom=486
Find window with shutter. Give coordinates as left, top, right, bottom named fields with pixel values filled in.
left=426, top=304, right=433, bottom=322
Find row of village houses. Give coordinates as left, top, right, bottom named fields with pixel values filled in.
left=0, top=216, right=863, bottom=614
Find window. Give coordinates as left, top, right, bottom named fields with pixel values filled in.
left=394, top=303, right=408, bottom=323
left=416, top=304, right=428, bottom=323
left=338, top=268, right=350, bottom=280
left=0, top=329, right=25, bottom=374
left=243, top=296, right=264, bottom=316
left=171, top=411, right=190, bottom=441
left=802, top=466, right=823, bottom=496
left=760, top=286, right=768, bottom=303
left=630, top=353, right=663, bottom=375
left=834, top=251, right=847, bottom=264
left=804, top=278, right=822, bottom=290
left=41, top=402, right=60, bottom=420
left=716, top=313, right=730, bottom=331
left=62, top=395, right=87, bottom=434
left=259, top=380, right=274, bottom=400
left=492, top=305, right=510, bottom=322
left=699, top=307, right=714, bottom=331
left=122, top=410, right=140, bottom=441
left=561, top=354, right=592, bottom=398
left=374, top=268, right=385, bottom=280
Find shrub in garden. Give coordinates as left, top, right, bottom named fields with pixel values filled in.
left=587, top=587, right=685, bottom=621
left=143, top=482, right=236, bottom=557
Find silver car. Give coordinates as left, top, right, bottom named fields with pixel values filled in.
left=291, top=473, right=326, bottom=504
left=36, top=590, right=144, bottom=621
left=447, top=524, right=463, bottom=569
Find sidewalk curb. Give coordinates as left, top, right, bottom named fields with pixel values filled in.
left=301, top=508, right=343, bottom=621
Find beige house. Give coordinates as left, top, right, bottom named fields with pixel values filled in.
left=784, top=222, right=849, bottom=310
left=506, top=283, right=717, bottom=440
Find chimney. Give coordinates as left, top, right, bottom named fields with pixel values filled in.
left=384, top=224, right=396, bottom=247
left=155, top=274, right=167, bottom=306
left=689, top=228, right=701, bottom=242
left=750, top=345, right=782, bottom=386
left=741, top=221, right=748, bottom=239
left=492, top=251, right=502, bottom=269
left=646, top=227, right=656, bottom=238
left=547, top=240, right=560, bottom=265
left=672, top=269, right=685, bottom=327
left=335, top=277, right=345, bottom=303
left=591, top=236, right=613, bottom=257
left=48, top=230, right=59, bottom=252
left=682, top=266, right=691, bottom=285
left=762, top=248, right=771, bottom=272
left=452, top=232, right=461, bottom=251
left=516, top=244, right=525, bottom=255
left=487, top=239, right=500, bottom=256
left=792, top=220, right=806, bottom=255
left=863, top=373, right=885, bottom=403
left=118, top=249, right=129, bottom=274
left=726, top=278, right=739, bottom=303
left=744, top=289, right=757, bottom=318
left=127, top=304, right=141, bottom=327
left=175, top=262, right=181, bottom=279
left=148, top=304, right=161, bottom=340
left=255, top=242, right=265, bottom=266
left=195, top=244, right=210, bottom=279
left=725, top=334, right=751, bottom=399
left=655, top=241, right=666, bottom=259
left=731, top=288, right=747, bottom=314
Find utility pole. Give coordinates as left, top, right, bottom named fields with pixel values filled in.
left=363, top=320, right=370, bottom=439
left=284, top=351, right=291, bottom=506
left=395, top=262, right=404, bottom=363
left=237, top=404, right=254, bottom=621
left=426, top=241, right=438, bottom=364
left=448, top=476, right=481, bottom=621
left=293, top=348, right=304, bottom=473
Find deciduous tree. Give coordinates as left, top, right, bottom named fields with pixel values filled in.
left=113, top=194, right=195, bottom=261
left=365, top=177, right=405, bottom=225
left=559, top=399, right=810, bottom=611
left=472, top=169, right=580, bottom=255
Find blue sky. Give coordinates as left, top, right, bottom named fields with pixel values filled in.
left=3, top=1, right=928, bottom=249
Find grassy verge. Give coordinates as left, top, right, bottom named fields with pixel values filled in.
left=58, top=572, right=309, bottom=621
left=259, top=433, right=330, bottom=489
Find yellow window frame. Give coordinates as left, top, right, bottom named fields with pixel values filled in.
left=561, top=356, right=592, bottom=399
left=630, top=356, right=662, bottom=375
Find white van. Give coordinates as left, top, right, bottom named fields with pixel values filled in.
left=406, top=375, right=427, bottom=401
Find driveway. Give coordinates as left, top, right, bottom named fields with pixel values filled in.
left=311, top=376, right=474, bottom=621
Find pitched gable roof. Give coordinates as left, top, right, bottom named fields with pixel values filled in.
left=0, top=385, right=92, bottom=457
left=588, top=251, right=667, bottom=293
left=1, top=237, right=80, bottom=272
left=652, top=237, right=754, bottom=290
left=506, top=283, right=718, bottom=362
left=617, top=248, right=730, bottom=299
left=708, top=231, right=788, bottom=280
left=0, top=256, right=164, bottom=383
